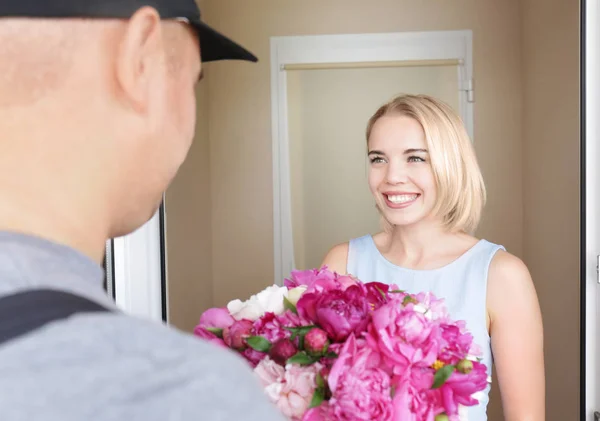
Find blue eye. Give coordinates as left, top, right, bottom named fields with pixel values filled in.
left=370, top=156, right=386, bottom=164
left=408, top=156, right=426, bottom=163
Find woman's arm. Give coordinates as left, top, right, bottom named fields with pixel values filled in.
left=487, top=250, right=545, bottom=421
left=320, top=242, right=349, bottom=275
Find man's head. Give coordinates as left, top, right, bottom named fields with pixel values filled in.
left=0, top=1, right=256, bottom=257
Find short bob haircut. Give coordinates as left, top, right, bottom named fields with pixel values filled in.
left=366, top=94, right=486, bottom=234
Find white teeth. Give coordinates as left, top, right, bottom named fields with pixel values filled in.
left=387, top=194, right=418, bottom=204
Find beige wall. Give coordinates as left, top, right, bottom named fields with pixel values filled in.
left=288, top=65, right=460, bottom=270
left=164, top=81, right=213, bottom=332
left=521, top=0, right=580, bottom=419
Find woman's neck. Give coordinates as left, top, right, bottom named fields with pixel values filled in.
left=376, top=219, right=475, bottom=269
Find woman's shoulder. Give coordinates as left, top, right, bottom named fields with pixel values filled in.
left=486, top=248, right=537, bottom=317
left=321, top=233, right=384, bottom=274
left=321, top=242, right=349, bottom=275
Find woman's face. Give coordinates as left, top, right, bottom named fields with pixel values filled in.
left=367, top=115, right=438, bottom=228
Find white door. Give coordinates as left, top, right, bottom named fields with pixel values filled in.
left=286, top=64, right=462, bottom=271
left=585, top=1, right=599, bottom=419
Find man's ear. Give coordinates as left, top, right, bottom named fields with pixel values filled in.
left=115, top=7, right=165, bottom=113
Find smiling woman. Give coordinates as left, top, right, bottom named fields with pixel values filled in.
left=321, top=93, right=545, bottom=421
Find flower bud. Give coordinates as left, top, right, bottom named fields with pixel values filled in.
left=304, top=328, right=330, bottom=357
left=457, top=359, right=474, bottom=374
left=269, top=338, right=298, bottom=365
left=223, top=319, right=253, bottom=350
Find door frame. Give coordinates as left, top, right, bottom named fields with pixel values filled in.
left=110, top=202, right=168, bottom=323
left=270, top=30, right=475, bottom=284
left=583, top=0, right=597, bottom=419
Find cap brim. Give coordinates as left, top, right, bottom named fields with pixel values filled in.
left=190, top=20, right=258, bottom=63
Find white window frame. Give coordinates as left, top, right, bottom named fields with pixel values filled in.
left=270, top=30, right=474, bottom=284
left=584, top=1, right=598, bottom=418
left=111, top=205, right=168, bottom=323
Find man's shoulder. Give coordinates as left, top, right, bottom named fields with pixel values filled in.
left=0, top=312, right=286, bottom=421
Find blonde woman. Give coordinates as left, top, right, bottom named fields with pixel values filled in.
left=321, top=94, right=544, bottom=421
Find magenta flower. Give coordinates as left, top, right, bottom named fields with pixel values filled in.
left=270, top=338, right=298, bottom=365
left=440, top=361, right=489, bottom=415
left=192, top=327, right=227, bottom=348
left=297, top=285, right=370, bottom=342
left=367, top=301, right=441, bottom=374
left=327, top=335, right=393, bottom=421
left=304, top=328, right=330, bottom=356
left=196, top=307, right=235, bottom=330
left=438, top=323, right=475, bottom=365
left=223, top=319, right=253, bottom=350
left=193, top=307, right=234, bottom=348
left=392, top=382, right=443, bottom=421
left=364, top=282, right=392, bottom=310
left=253, top=311, right=311, bottom=343
left=284, top=267, right=336, bottom=289
left=285, top=267, right=358, bottom=295
left=243, top=347, right=268, bottom=367
left=301, top=403, right=332, bottom=421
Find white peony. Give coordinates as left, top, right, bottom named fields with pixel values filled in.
left=227, top=285, right=290, bottom=321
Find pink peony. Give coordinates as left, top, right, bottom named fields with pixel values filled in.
left=364, top=282, right=392, bottom=311
left=285, top=267, right=358, bottom=295
left=413, top=292, right=450, bottom=321
left=367, top=301, right=441, bottom=374
left=192, top=326, right=227, bottom=348
left=302, top=403, right=332, bottom=421
left=223, top=319, right=253, bottom=350
left=438, top=323, right=475, bottom=364
left=196, top=307, right=235, bottom=330
left=253, top=311, right=311, bottom=344
left=440, top=361, right=489, bottom=415
left=255, top=357, right=322, bottom=421
left=284, top=267, right=336, bottom=289
left=392, top=382, right=443, bottom=421
left=297, top=285, right=370, bottom=342
left=327, top=335, right=393, bottom=421
left=243, top=347, right=268, bottom=367
left=193, top=307, right=235, bottom=348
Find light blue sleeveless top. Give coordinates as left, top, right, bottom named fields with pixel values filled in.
left=347, top=235, right=505, bottom=421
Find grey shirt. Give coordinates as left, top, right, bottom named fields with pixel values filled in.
left=0, top=232, right=286, bottom=421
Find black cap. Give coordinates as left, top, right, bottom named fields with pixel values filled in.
left=0, top=0, right=258, bottom=63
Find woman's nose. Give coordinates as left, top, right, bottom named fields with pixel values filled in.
left=385, top=161, right=408, bottom=185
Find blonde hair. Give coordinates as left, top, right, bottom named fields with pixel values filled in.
left=366, top=94, right=486, bottom=234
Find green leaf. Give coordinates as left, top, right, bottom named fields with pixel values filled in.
left=286, top=351, right=316, bottom=366
left=324, top=351, right=338, bottom=359
left=206, top=327, right=223, bottom=338
left=246, top=336, right=272, bottom=353
left=309, top=388, right=325, bottom=408
left=285, top=326, right=316, bottom=335
left=432, top=365, right=455, bottom=389
left=403, top=295, right=418, bottom=306
left=316, top=372, right=325, bottom=389
left=283, top=296, right=298, bottom=314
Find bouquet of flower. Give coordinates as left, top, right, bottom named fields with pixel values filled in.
left=194, top=268, right=489, bottom=421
